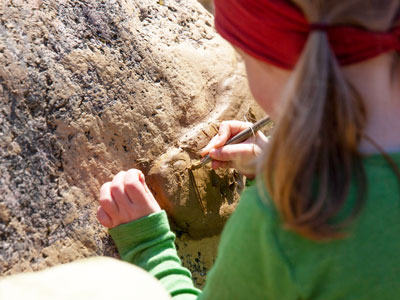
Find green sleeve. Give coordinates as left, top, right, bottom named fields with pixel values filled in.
left=199, top=185, right=297, bottom=300
left=109, top=211, right=201, bottom=299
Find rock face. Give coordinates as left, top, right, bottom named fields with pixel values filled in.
left=0, top=0, right=262, bottom=283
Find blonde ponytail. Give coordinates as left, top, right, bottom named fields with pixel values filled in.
left=263, top=30, right=367, bottom=240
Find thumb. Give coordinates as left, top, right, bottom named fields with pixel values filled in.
left=209, top=143, right=257, bottom=162
left=214, top=122, right=232, bottom=148
left=201, top=123, right=232, bottom=156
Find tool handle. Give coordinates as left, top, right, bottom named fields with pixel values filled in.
left=224, top=116, right=271, bottom=145
left=199, top=116, right=271, bottom=166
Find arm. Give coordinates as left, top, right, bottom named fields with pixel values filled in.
left=97, top=170, right=294, bottom=299
left=97, top=169, right=200, bottom=299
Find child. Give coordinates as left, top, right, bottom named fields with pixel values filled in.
left=97, top=0, right=400, bottom=299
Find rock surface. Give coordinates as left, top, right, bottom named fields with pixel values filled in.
left=0, top=0, right=263, bottom=285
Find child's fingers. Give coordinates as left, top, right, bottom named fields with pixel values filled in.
left=201, top=121, right=252, bottom=156
left=219, top=121, right=253, bottom=139
left=213, top=121, right=251, bottom=149
left=213, top=122, right=233, bottom=148
left=201, top=134, right=220, bottom=156
left=110, top=171, right=135, bottom=221
left=99, top=181, right=119, bottom=218
left=97, top=206, right=113, bottom=228
left=124, top=169, right=147, bottom=204
left=138, top=170, right=152, bottom=195
left=209, top=143, right=257, bottom=162
left=124, top=169, right=161, bottom=218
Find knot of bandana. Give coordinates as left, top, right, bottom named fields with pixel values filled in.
left=214, top=0, right=400, bottom=69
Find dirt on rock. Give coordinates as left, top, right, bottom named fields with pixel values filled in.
left=0, top=0, right=264, bottom=285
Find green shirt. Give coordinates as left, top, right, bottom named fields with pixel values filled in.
left=109, top=153, right=400, bottom=299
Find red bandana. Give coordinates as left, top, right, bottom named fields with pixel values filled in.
left=214, top=0, right=400, bottom=69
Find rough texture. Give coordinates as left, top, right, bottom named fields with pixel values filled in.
left=0, top=0, right=263, bottom=285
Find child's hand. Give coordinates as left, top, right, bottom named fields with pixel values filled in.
left=97, top=169, right=161, bottom=228
left=201, top=120, right=269, bottom=178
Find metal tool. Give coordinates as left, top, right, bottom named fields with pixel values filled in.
left=191, top=116, right=271, bottom=169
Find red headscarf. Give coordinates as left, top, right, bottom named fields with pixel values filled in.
left=214, top=0, right=400, bottom=69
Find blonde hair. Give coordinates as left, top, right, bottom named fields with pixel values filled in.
left=263, top=0, right=400, bottom=240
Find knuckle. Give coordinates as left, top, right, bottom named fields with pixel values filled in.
left=116, top=171, right=126, bottom=177
left=212, top=151, right=224, bottom=161
left=124, top=173, right=140, bottom=189
left=112, top=171, right=126, bottom=183
left=97, top=213, right=106, bottom=225
left=127, top=168, right=140, bottom=174
left=220, top=148, right=231, bottom=161
left=99, top=201, right=117, bottom=216
left=124, top=180, right=139, bottom=193
left=99, top=196, right=113, bottom=208
left=214, top=148, right=223, bottom=159
left=126, top=169, right=142, bottom=179
left=97, top=207, right=109, bottom=222
left=110, top=183, right=124, bottom=196
left=100, top=182, right=111, bottom=195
